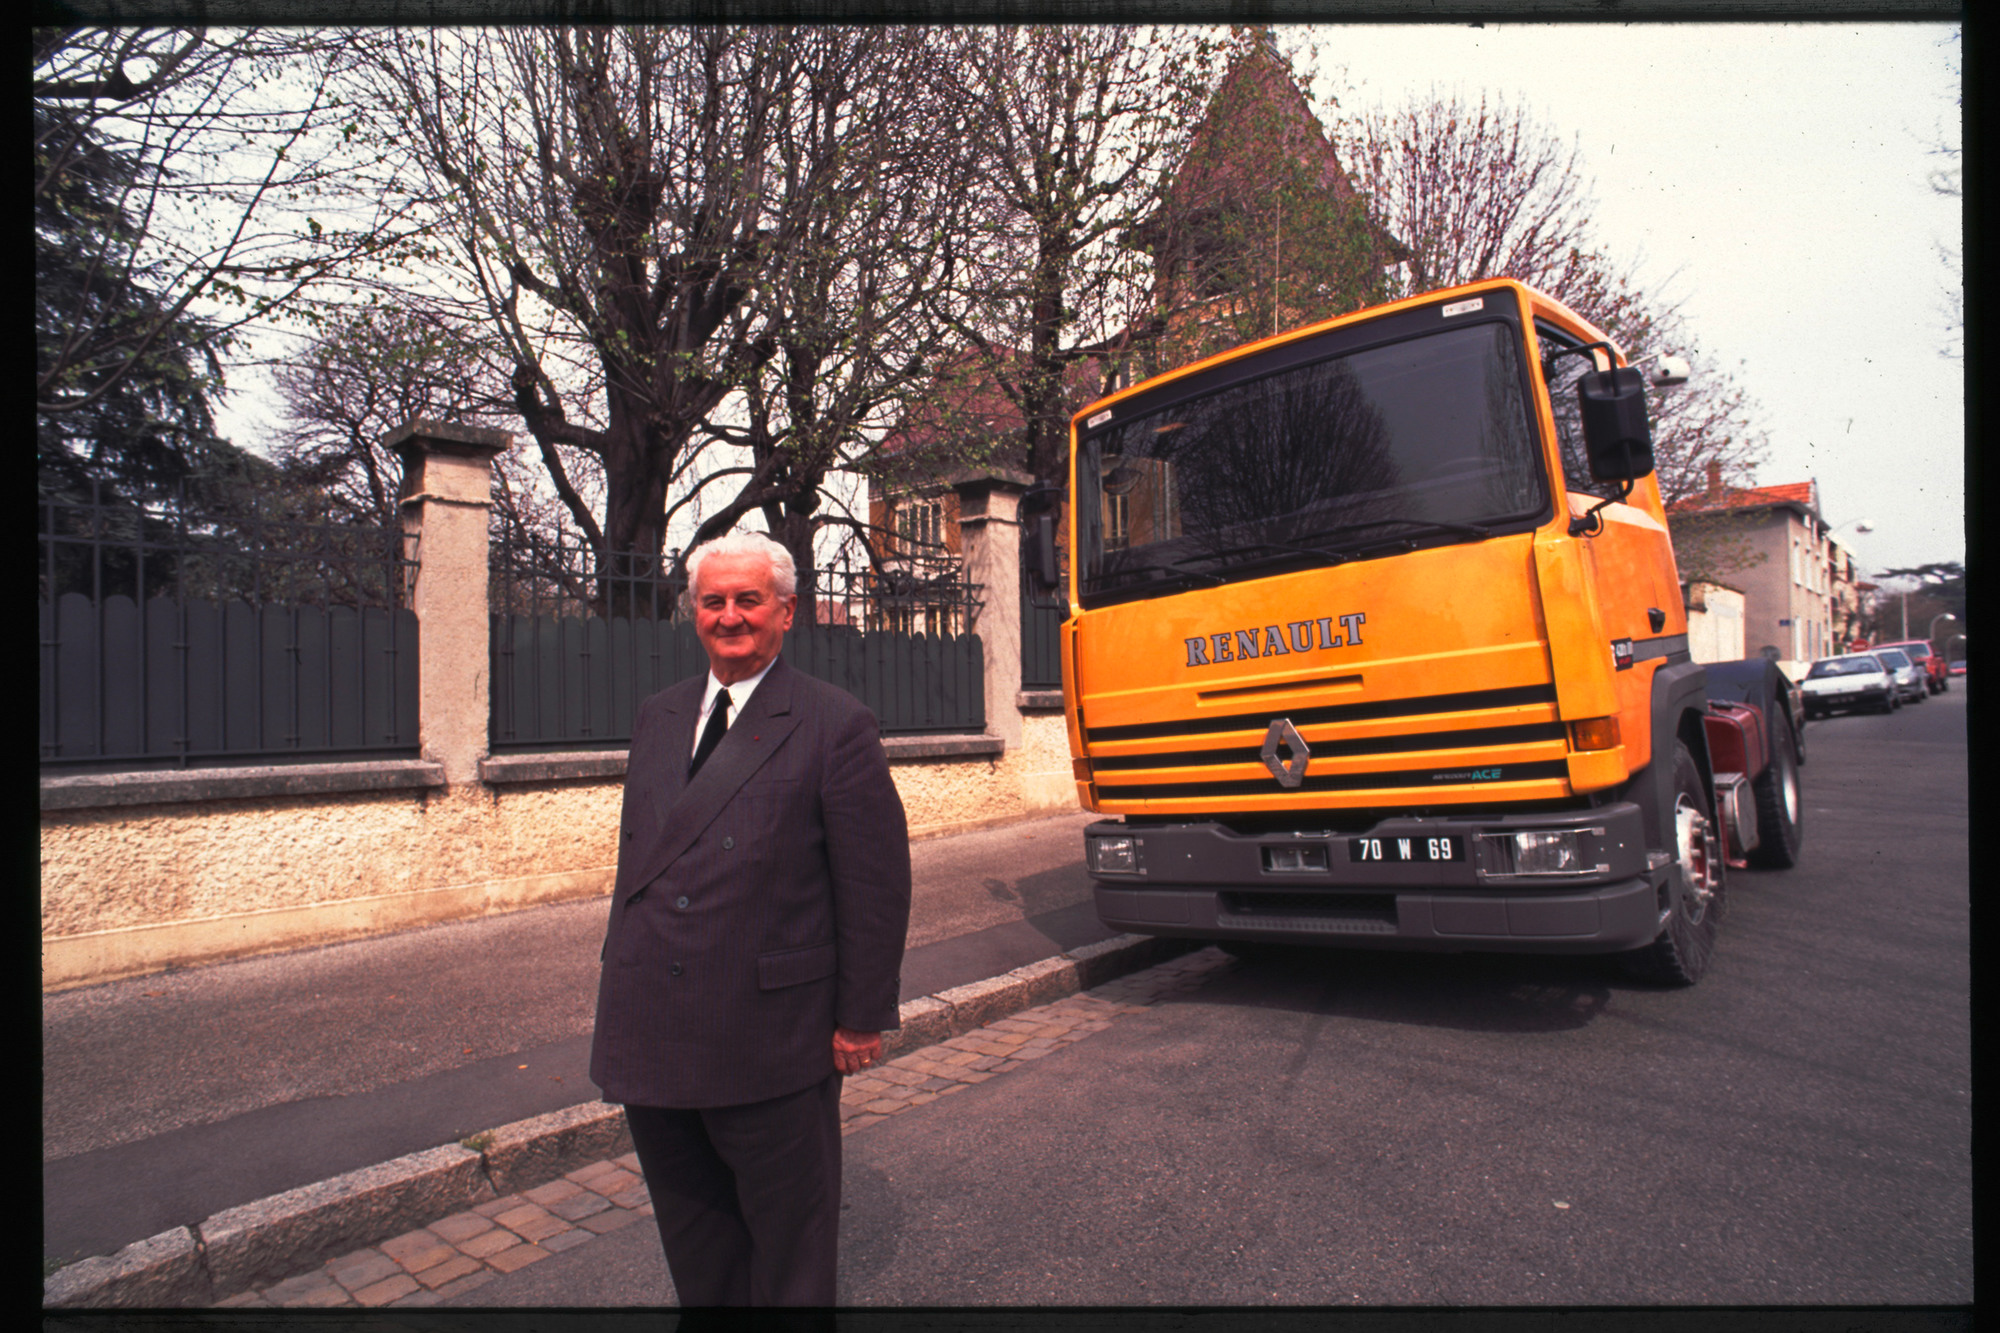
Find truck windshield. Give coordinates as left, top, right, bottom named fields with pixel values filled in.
left=1076, top=320, right=1548, bottom=606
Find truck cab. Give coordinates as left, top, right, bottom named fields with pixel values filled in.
left=1033, top=279, right=1793, bottom=985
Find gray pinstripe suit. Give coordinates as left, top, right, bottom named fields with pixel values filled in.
left=590, top=656, right=910, bottom=1302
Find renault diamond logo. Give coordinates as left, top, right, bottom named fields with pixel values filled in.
left=1260, top=718, right=1310, bottom=788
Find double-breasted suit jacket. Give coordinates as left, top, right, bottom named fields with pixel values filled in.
left=590, top=658, right=911, bottom=1110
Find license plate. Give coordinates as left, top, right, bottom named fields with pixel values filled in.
left=1351, top=834, right=1464, bottom=863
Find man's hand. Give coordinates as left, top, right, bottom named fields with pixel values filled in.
left=833, top=1026, right=881, bottom=1075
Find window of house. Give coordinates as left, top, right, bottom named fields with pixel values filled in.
left=897, top=497, right=944, bottom=559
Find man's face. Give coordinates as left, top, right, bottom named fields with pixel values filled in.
left=693, top=550, right=796, bottom=685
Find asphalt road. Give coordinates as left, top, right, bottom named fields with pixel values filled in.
left=465, top=684, right=1970, bottom=1306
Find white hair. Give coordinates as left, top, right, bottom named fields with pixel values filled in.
left=685, top=530, right=798, bottom=599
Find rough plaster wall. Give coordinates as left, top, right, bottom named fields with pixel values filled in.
left=888, top=716, right=1078, bottom=838
left=42, top=734, right=1082, bottom=948
left=40, top=782, right=625, bottom=939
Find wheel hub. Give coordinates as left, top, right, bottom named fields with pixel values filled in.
left=1674, top=792, right=1718, bottom=920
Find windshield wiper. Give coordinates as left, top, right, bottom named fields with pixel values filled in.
left=1299, top=517, right=1493, bottom=547
left=1096, top=522, right=1491, bottom=597
left=1098, top=540, right=1340, bottom=592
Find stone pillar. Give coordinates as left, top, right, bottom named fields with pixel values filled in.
left=951, top=468, right=1036, bottom=750
left=384, top=420, right=512, bottom=787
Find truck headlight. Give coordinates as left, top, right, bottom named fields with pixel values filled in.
left=1088, top=835, right=1143, bottom=874
left=1477, top=829, right=1608, bottom=877
left=1511, top=831, right=1584, bottom=873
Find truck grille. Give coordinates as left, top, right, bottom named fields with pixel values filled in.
left=1085, top=683, right=1567, bottom=801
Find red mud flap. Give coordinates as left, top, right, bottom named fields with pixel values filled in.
left=1703, top=700, right=1765, bottom=867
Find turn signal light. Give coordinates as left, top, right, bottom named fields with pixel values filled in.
left=1569, top=717, right=1622, bottom=751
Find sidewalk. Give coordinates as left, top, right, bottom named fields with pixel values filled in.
left=43, top=810, right=1196, bottom=1308
left=218, top=955, right=1233, bottom=1310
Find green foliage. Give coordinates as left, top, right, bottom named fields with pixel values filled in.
left=36, top=27, right=428, bottom=509
left=34, top=49, right=231, bottom=506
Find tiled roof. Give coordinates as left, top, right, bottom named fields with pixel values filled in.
left=1669, top=479, right=1818, bottom=515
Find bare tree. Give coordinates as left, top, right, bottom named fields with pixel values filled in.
left=357, top=26, right=968, bottom=602
left=272, top=305, right=517, bottom=527
left=35, top=28, right=417, bottom=435
left=667, top=27, right=976, bottom=614
left=929, top=25, right=1221, bottom=485
left=1342, top=89, right=1771, bottom=568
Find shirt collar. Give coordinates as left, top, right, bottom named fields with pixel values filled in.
left=702, top=657, right=777, bottom=719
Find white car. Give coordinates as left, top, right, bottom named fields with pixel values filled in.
left=1871, top=646, right=1928, bottom=704
left=1801, top=653, right=1898, bottom=718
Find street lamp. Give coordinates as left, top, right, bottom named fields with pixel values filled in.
left=1929, top=612, right=1958, bottom=648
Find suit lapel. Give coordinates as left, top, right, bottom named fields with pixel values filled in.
left=623, top=658, right=805, bottom=902
left=643, top=676, right=704, bottom=825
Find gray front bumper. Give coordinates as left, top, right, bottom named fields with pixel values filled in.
left=1088, top=806, right=1667, bottom=955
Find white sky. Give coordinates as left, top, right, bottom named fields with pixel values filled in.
left=215, top=22, right=1962, bottom=579
left=1298, top=21, right=1963, bottom=577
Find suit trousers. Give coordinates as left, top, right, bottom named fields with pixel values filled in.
left=624, top=1072, right=844, bottom=1307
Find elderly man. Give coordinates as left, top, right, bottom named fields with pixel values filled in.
left=590, top=530, right=911, bottom=1307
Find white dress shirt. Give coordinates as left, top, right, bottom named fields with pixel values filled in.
left=691, top=658, right=778, bottom=761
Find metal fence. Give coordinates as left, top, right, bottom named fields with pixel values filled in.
left=39, top=485, right=419, bottom=768
left=1021, top=579, right=1065, bottom=690
left=489, top=533, right=986, bottom=749
left=1020, top=537, right=1067, bottom=691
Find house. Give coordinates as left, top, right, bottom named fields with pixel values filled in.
left=869, top=35, right=1400, bottom=573
left=1683, top=580, right=1746, bottom=664
left=1667, top=464, right=1868, bottom=671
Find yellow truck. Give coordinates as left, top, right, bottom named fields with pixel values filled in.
left=1024, top=279, right=1803, bottom=985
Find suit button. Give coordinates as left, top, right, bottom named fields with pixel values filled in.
left=670, top=963, right=683, bottom=977
left=723, top=836, right=735, bottom=850
left=676, top=896, right=690, bottom=909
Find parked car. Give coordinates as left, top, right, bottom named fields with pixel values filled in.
left=1872, top=646, right=1928, bottom=704
left=1801, top=653, right=1898, bottom=717
left=1875, top=639, right=1947, bottom=693
left=1949, top=659, right=1967, bottom=676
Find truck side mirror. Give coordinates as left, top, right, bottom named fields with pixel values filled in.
left=1577, top=366, right=1655, bottom=482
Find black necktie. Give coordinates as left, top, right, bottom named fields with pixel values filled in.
left=689, top=688, right=732, bottom=778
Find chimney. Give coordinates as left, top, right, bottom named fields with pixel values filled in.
left=1706, top=460, right=1724, bottom=501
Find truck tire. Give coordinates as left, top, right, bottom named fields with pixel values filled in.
left=1747, top=717, right=1803, bottom=870
left=1622, top=741, right=1725, bottom=986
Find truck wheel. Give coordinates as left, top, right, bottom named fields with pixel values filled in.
left=1622, top=742, right=1725, bottom=986
left=1747, top=719, right=1803, bottom=870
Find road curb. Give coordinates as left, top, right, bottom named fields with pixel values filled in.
left=44, top=931, right=1196, bottom=1309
